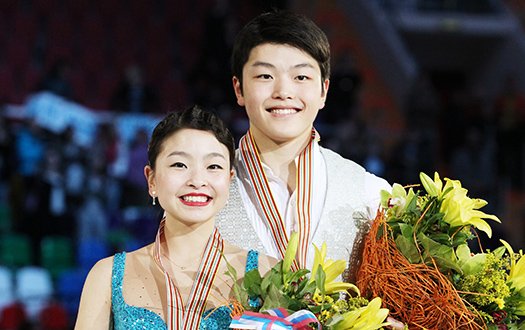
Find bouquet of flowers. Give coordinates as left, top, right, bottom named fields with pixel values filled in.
left=356, top=172, right=525, bottom=329
left=226, top=232, right=391, bottom=329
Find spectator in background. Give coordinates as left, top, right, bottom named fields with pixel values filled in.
left=15, top=119, right=47, bottom=180
left=323, top=47, right=362, bottom=125
left=59, top=126, right=87, bottom=213
left=27, top=148, right=69, bottom=263
left=449, top=124, right=504, bottom=251
left=493, top=76, right=525, bottom=190
left=38, top=59, right=73, bottom=100
left=121, top=128, right=149, bottom=208
left=450, top=125, right=497, bottom=200
left=0, top=115, right=13, bottom=201
left=110, top=64, right=159, bottom=113
left=12, top=119, right=47, bottom=233
left=89, top=122, right=124, bottom=213
left=76, top=193, right=108, bottom=243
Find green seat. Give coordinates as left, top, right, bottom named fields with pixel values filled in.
left=0, top=234, right=32, bottom=268
left=41, top=236, right=75, bottom=279
left=106, top=229, right=133, bottom=251
left=0, top=204, right=12, bottom=234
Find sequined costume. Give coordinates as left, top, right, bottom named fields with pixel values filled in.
left=111, top=250, right=259, bottom=329
left=216, top=146, right=390, bottom=279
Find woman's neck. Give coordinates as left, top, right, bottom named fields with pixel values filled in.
left=162, top=217, right=216, bottom=266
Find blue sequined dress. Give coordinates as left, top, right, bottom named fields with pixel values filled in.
left=111, top=250, right=259, bottom=329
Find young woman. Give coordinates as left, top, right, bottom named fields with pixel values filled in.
left=75, top=105, right=275, bottom=329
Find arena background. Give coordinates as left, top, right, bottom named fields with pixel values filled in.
left=1, top=0, right=525, bottom=328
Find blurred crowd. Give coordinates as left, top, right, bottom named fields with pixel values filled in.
left=1, top=0, right=525, bottom=329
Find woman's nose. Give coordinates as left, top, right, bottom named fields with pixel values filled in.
left=187, top=170, right=208, bottom=188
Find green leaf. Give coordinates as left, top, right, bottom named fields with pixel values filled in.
left=261, top=263, right=283, bottom=297
left=492, top=245, right=506, bottom=259
left=451, top=230, right=472, bottom=247
left=223, top=253, right=247, bottom=304
left=398, top=223, right=414, bottom=238
left=243, top=269, right=262, bottom=296
left=431, top=233, right=452, bottom=245
left=418, top=232, right=460, bottom=272
left=395, top=235, right=420, bottom=263
left=285, top=269, right=309, bottom=286
left=261, top=285, right=289, bottom=310
left=315, top=266, right=326, bottom=295
left=460, top=253, right=487, bottom=275
left=296, top=279, right=317, bottom=298
left=405, top=191, right=419, bottom=211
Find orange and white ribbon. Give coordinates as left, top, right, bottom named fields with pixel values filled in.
left=239, top=129, right=317, bottom=269
left=153, top=218, right=224, bottom=329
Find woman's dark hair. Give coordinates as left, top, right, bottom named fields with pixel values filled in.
left=231, top=10, right=330, bottom=90
left=147, top=105, right=235, bottom=169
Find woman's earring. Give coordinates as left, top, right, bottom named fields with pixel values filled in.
left=152, top=192, right=156, bottom=205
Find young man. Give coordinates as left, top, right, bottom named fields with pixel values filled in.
left=216, top=10, right=391, bottom=277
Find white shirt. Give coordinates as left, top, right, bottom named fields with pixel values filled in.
left=235, top=141, right=327, bottom=259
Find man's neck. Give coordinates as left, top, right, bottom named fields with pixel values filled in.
left=251, top=130, right=312, bottom=193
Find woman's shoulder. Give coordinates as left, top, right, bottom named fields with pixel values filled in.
left=222, top=242, right=277, bottom=274
left=88, top=254, right=115, bottom=278
left=256, top=251, right=278, bottom=275
left=118, top=244, right=154, bottom=269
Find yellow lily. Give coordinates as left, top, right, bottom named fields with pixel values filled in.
left=310, top=242, right=360, bottom=295
left=420, top=171, right=443, bottom=197
left=440, top=178, right=500, bottom=237
left=282, top=231, right=299, bottom=273
left=420, top=172, right=500, bottom=237
left=500, top=240, right=525, bottom=315
left=332, top=297, right=390, bottom=330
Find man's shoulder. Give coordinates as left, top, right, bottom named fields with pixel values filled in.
left=319, top=146, right=367, bottom=173
left=319, top=146, right=391, bottom=190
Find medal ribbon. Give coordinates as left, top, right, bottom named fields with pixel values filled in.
left=239, top=129, right=316, bottom=269
left=153, top=218, right=224, bottom=329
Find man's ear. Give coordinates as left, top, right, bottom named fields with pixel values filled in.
left=233, top=76, right=245, bottom=107
left=320, top=78, right=330, bottom=109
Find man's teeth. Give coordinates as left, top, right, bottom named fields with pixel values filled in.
left=271, top=109, right=296, bottom=115
left=183, top=196, right=208, bottom=203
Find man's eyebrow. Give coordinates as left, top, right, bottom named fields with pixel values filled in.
left=294, top=63, right=315, bottom=69
left=251, top=61, right=275, bottom=68
left=251, top=61, right=315, bottom=70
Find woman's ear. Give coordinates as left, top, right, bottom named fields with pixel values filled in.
left=144, top=165, right=155, bottom=194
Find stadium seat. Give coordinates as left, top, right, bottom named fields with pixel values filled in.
left=0, top=266, right=14, bottom=312
left=0, top=234, right=32, bottom=268
left=77, top=238, right=110, bottom=272
left=56, top=268, right=88, bottom=323
left=40, top=236, right=75, bottom=280
left=15, top=266, right=53, bottom=321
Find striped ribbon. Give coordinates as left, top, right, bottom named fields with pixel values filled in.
left=239, top=129, right=317, bottom=269
left=153, top=218, right=224, bottom=329
left=230, top=308, right=320, bottom=329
